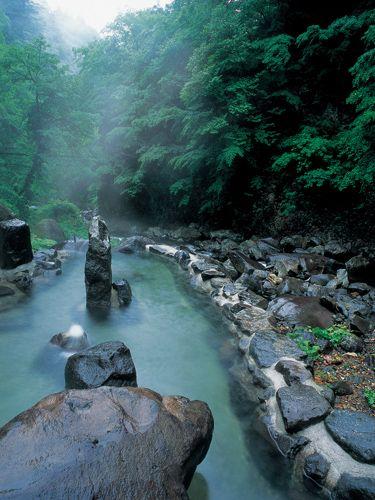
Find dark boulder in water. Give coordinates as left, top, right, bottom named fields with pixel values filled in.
left=112, top=279, right=132, bottom=307
left=0, top=219, right=33, bottom=270
left=65, top=341, right=137, bottom=389
left=0, top=387, right=214, bottom=499
left=85, top=216, right=112, bottom=312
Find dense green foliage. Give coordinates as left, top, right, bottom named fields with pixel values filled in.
left=0, top=0, right=373, bottom=232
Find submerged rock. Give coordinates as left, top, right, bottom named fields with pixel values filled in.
left=112, top=279, right=132, bottom=307
left=276, top=384, right=331, bottom=432
left=325, top=410, right=375, bottom=464
left=85, top=216, right=112, bottom=312
left=65, top=341, right=137, bottom=389
left=50, top=325, right=89, bottom=352
left=0, top=219, right=33, bottom=270
left=0, top=387, right=213, bottom=499
left=303, top=453, right=330, bottom=493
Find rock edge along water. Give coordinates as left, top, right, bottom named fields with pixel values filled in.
left=126, top=228, right=375, bottom=499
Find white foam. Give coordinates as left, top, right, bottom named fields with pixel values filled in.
left=66, top=324, right=85, bottom=338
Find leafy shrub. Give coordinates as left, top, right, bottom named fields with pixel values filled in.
left=311, top=325, right=350, bottom=348
left=31, top=237, right=57, bottom=251
left=364, top=389, right=375, bottom=409
left=30, top=200, right=86, bottom=239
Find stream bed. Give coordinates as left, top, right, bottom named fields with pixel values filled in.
left=0, top=251, right=291, bottom=500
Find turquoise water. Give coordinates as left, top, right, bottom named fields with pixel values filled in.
left=0, top=251, right=289, bottom=499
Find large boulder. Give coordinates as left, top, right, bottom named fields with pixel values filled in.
left=325, top=410, right=375, bottom=464
left=65, top=341, right=137, bottom=389
left=0, top=219, right=33, bottom=270
left=268, top=296, right=334, bottom=328
left=276, top=384, right=331, bottom=432
left=228, top=251, right=264, bottom=275
left=85, top=216, right=112, bottom=312
left=35, top=218, right=66, bottom=242
left=0, top=387, right=213, bottom=499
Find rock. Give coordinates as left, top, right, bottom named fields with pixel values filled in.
left=118, top=235, right=155, bottom=253
left=275, top=359, right=312, bottom=385
left=50, top=325, right=89, bottom=351
left=148, top=244, right=175, bottom=258
left=346, top=256, right=375, bottom=286
left=0, top=284, right=15, bottom=297
left=238, top=289, right=268, bottom=310
left=0, top=219, right=33, bottom=270
left=112, top=279, right=132, bottom=307
left=310, top=274, right=335, bottom=286
left=145, top=226, right=169, bottom=239
left=303, top=453, right=330, bottom=493
left=268, top=296, right=334, bottom=328
left=170, top=226, right=203, bottom=241
left=238, top=336, right=251, bottom=354
left=333, top=474, right=375, bottom=500
left=210, top=277, right=230, bottom=289
left=350, top=314, right=372, bottom=336
left=0, top=203, right=14, bottom=222
left=324, top=241, right=352, bottom=261
left=348, top=282, right=372, bottom=295
left=336, top=268, right=349, bottom=288
left=201, top=268, right=226, bottom=281
left=222, top=259, right=239, bottom=280
left=191, top=258, right=222, bottom=274
left=254, top=412, right=310, bottom=458
left=210, top=229, right=242, bottom=241
left=340, top=334, right=364, bottom=353
left=249, top=330, right=305, bottom=368
left=277, top=277, right=307, bottom=296
left=11, top=271, right=33, bottom=293
left=276, top=384, right=331, bottom=432
left=175, top=249, right=190, bottom=269
left=65, top=341, right=137, bottom=389
left=228, top=251, right=264, bottom=275
left=0, top=386, right=213, bottom=499
left=36, top=218, right=66, bottom=242
left=331, top=381, right=353, bottom=396
left=85, top=216, right=112, bottom=312
left=280, top=235, right=304, bottom=252
left=325, top=410, right=375, bottom=464
left=320, top=387, right=335, bottom=406
left=234, top=307, right=273, bottom=336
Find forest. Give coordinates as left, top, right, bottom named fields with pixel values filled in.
left=0, top=0, right=374, bottom=237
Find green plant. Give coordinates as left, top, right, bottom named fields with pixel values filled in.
left=311, top=325, right=350, bottom=348
left=30, top=200, right=86, bottom=239
left=288, top=331, right=321, bottom=360
left=364, top=389, right=375, bottom=409
left=31, top=236, right=57, bottom=251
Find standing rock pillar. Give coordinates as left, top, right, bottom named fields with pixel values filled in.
left=85, top=216, right=112, bottom=312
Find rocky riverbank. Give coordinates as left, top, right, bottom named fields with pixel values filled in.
left=118, top=225, right=375, bottom=498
